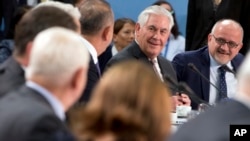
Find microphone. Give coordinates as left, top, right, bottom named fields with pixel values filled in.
left=163, top=74, right=180, bottom=93
left=188, top=63, right=220, bottom=92
left=221, top=65, right=236, bottom=76
left=164, top=75, right=211, bottom=107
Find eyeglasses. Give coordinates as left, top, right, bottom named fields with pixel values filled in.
left=212, top=35, right=240, bottom=48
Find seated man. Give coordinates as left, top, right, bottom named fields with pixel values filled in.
left=172, top=19, right=244, bottom=109
left=106, top=5, right=191, bottom=110
left=169, top=41, right=250, bottom=141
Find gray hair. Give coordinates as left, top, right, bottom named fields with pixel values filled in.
left=137, top=5, right=174, bottom=30
left=26, top=27, right=89, bottom=86
left=35, top=1, right=81, bottom=20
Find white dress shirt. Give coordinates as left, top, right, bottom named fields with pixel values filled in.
left=80, top=37, right=98, bottom=64
left=209, top=55, right=237, bottom=105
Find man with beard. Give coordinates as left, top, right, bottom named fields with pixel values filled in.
left=172, top=19, right=244, bottom=109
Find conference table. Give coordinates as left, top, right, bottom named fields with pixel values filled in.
left=171, top=110, right=200, bottom=132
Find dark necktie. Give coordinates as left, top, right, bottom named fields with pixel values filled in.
left=18, top=0, right=27, bottom=5
left=218, top=66, right=227, bottom=100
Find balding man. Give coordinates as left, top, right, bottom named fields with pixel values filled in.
left=172, top=19, right=244, bottom=109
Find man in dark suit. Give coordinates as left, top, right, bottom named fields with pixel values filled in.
left=185, top=0, right=250, bottom=55
left=0, top=0, right=18, bottom=40
left=106, top=5, right=191, bottom=108
left=172, top=19, right=244, bottom=109
left=0, top=27, right=89, bottom=141
left=169, top=50, right=250, bottom=141
left=0, top=4, right=80, bottom=98
left=77, top=0, right=114, bottom=102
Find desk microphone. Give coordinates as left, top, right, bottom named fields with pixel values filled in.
left=164, top=75, right=211, bottom=106
left=221, top=65, right=236, bottom=76
left=163, top=74, right=179, bottom=93
left=188, top=63, right=220, bottom=92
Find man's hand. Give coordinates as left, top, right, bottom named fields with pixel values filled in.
left=171, top=93, right=191, bottom=111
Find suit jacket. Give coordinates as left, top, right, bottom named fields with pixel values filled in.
left=0, top=56, right=25, bottom=98
left=79, top=57, right=100, bottom=103
left=169, top=99, right=250, bottom=141
left=106, top=41, right=177, bottom=93
left=0, top=0, right=18, bottom=40
left=0, top=85, right=74, bottom=141
left=186, top=0, right=250, bottom=55
left=98, top=44, right=112, bottom=73
left=172, top=46, right=244, bottom=109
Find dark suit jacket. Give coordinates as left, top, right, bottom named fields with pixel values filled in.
left=169, top=99, right=250, bottom=141
left=0, top=85, right=74, bottom=141
left=186, top=0, right=250, bottom=55
left=0, top=0, right=18, bottom=40
left=98, top=44, right=112, bottom=73
left=106, top=41, right=177, bottom=94
left=0, top=56, right=25, bottom=98
left=79, top=57, right=100, bottom=103
left=172, top=46, right=244, bottom=109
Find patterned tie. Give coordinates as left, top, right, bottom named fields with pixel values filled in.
left=150, top=59, right=163, bottom=81
left=218, top=66, right=227, bottom=100
left=214, top=0, right=222, bottom=5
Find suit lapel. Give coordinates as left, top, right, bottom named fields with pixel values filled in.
left=130, top=41, right=151, bottom=65
left=89, top=55, right=101, bottom=78
left=200, top=49, right=210, bottom=102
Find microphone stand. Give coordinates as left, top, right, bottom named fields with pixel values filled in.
left=164, top=75, right=211, bottom=108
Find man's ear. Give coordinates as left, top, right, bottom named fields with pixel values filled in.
left=25, top=41, right=33, bottom=66
left=207, top=34, right=213, bottom=42
left=70, top=67, right=87, bottom=95
left=102, top=25, right=112, bottom=41
left=134, top=23, right=140, bottom=36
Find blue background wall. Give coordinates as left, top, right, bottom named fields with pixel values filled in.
left=106, top=0, right=188, bottom=36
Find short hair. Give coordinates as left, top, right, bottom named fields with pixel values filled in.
left=211, top=19, right=244, bottom=41
left=137, top=5, right=174, bottom=30
left=114, top=18, right=135, bottom=35
left=78, top=0, right=114, bottom=35
left=35, top=1, right=81, bottom=20
left=26, top=27, right=89, bottom=87
left=14, top=6, right=78, bottom=57
left=70, top=61, right=172, bottom=141
left=152, top=0, right=180, bottom=38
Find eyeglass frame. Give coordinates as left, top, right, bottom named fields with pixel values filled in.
left=212, top=34, right=240, bottom=48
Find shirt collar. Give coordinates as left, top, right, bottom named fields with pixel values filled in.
left=26, top=81, right=65, bottom=121
left=209, top=54, right=233, bottom=70
left=80, top=37, right=98, bottom=64
left=112, top=45, right=118, bottom=56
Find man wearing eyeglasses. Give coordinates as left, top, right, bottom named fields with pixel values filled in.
left=172, top=19, right=244, bottom=109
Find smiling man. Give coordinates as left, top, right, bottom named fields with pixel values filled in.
left=172, top=19, right=244, bottom=109
left=106, top=5, right=191, bottom=110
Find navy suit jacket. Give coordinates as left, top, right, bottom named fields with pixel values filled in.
left=169, top=99, right=250, bottom=141
left=172, top=46, right=244, bottom=109
left=106, top=41, right=177, bottom=94
left=0, top=85, right=74, bottom=141
left=0, top=56, right=25, bottom=98
left=79, top=57, right=100, bottom=103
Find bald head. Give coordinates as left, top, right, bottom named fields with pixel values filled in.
left=211, top=19, right=244, bottom=42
